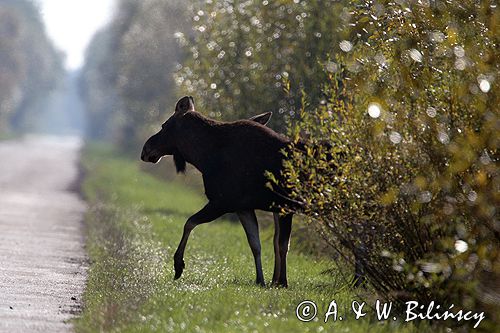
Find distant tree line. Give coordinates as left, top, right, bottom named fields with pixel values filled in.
left=80, top=0, right=189, bottom=149
left=80, top=0, right=498, bottom=327
left=80, top=0, right=347, bottom=148
left=0, top=0, right=62, bottom=134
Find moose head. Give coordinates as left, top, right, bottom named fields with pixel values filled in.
left=141, top=96, right=194, bottom=167
left=141, top=96, right=272, bottom=173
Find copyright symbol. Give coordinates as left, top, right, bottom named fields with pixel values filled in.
left=296, top=300, right=317, bottom=322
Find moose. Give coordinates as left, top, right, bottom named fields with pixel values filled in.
left=141, top=96, right=300, bottom=287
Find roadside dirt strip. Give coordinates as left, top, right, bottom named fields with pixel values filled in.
left=0, top=136, right=87, bottom=333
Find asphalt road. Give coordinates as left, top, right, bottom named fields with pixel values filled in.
left=0, top=136, right=87, bottom=333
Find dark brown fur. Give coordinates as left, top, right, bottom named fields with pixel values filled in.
left=143, top=109, right=294, bottom=211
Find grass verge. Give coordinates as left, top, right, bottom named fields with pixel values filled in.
left=75, top=143, right=438, bottom=333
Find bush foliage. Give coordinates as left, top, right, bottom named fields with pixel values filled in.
left=279, top=0, right=498, bottom=322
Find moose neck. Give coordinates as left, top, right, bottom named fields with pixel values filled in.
left=176, top=112, right=220, bottom=174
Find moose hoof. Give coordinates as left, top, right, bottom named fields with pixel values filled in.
left=174, top=258, right=185, bottom=280
left=271, top=280, right=288, bottom=288
left=256, top=279, right=266, bottom=287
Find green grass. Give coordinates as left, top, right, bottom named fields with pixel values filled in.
left=75, top=144, right=439, bottom=333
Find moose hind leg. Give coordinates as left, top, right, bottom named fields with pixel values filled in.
left=174, top=202, right=224, bottom=280
left=237, top=210, right=265, bottom=286
left=277, top=214, right=293, bottom=287
left=352, top=246, right=366, bottom=288
left=271, top=212, right=281, bottom=286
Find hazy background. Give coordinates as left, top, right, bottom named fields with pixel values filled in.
left=41, top=0, right=115, bottom=71
left=0, top=0, right=115, bottom=137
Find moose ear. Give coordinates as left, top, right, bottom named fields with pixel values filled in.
left=249, top=112, right=272, bottom=125
left=175, top=96, right=195, bottom=114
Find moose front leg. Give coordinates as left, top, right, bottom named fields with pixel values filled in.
left=237, top=210, right=265, bottom=286
left=174, top=202, right=224, bottom=280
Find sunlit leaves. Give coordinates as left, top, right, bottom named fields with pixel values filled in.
left=282, top=0, right=499, bottom=317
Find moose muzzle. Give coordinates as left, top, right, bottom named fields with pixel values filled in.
left=141, top=145, right=161, bottom=163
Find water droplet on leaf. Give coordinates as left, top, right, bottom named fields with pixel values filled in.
left=339, top=40, right=353, bottom=52
left=409, top=49, right=423, bottom=62
left=367, top=102, right=381, bottom=118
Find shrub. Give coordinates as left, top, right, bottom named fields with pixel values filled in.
left=281, top=0, right=499, bottom=323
